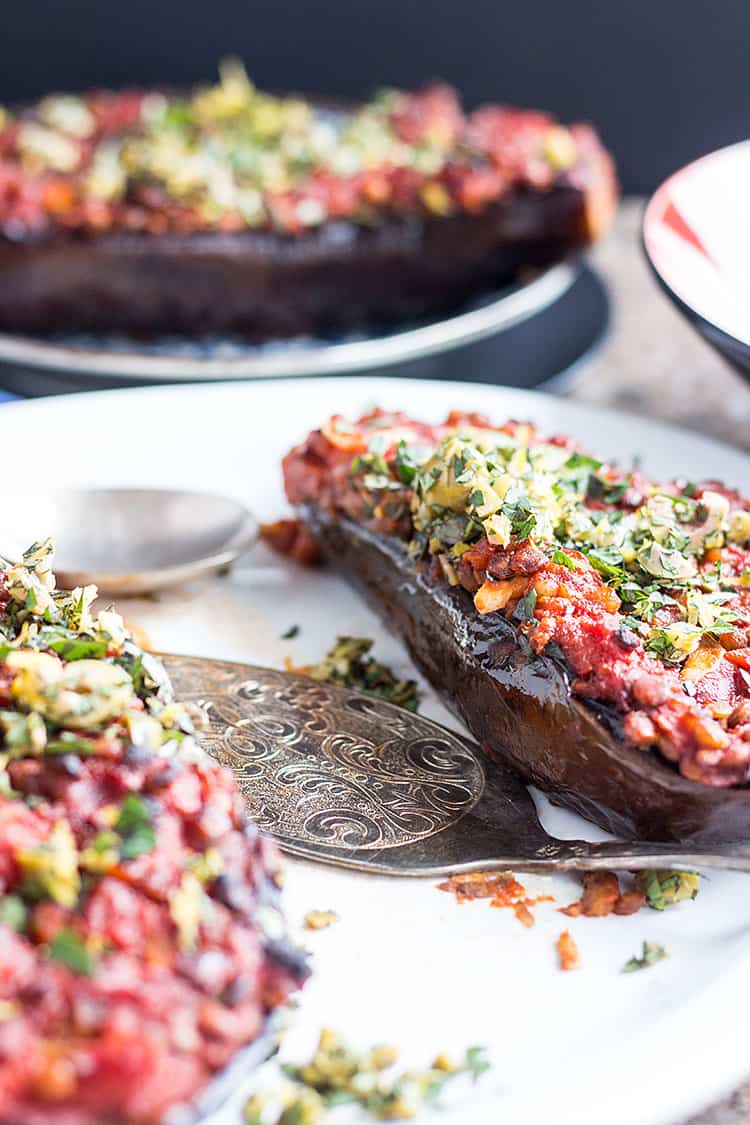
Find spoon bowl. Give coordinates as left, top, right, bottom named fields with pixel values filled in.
left=2, top=488, right=257, bottom=595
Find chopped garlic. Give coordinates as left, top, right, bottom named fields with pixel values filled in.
left=17, top=820, right=80, bottom=909
left=729, top=508, right=750, bottom=545
left=18, top=123, right=79, bottom=173
left=484, top=512, right=512, bottom=547
left=9, top=653, right=135, bottom=729
left=169, top=873, right=205, bottom=951
left=96, top=608, right=128, bottom=651
left=661, top=622, right=704, bottom=659
left=39, top=95, right=95, bottom=138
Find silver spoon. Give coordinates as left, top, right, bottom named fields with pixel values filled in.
left=163, top=653, right=750, bottom=876
left=2, top=488, right=257, bottom=595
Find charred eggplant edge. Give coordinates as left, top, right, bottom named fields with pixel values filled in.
left=299, top=503, right=750, bottom=845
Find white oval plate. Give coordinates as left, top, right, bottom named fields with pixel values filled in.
left=3, top=376, right=750, bottom=1125
left=0, top=263, right=574, bottom=385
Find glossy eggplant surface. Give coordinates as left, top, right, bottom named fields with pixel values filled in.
left=299, top=505, right=750, bottom=845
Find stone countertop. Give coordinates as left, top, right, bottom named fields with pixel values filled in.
left=569, top=198, right=750, bottom=451
left=571, top=198, right=750, bottom=1125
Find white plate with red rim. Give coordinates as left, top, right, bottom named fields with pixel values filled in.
left=643, top=139, right=750, bottom=373
left=4, top=376, right=750, bottom=1125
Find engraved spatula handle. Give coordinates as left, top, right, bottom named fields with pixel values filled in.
left=162, top=653, right=750, bottom=877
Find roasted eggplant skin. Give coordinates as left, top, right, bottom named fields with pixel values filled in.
left=299, top=503, right=750, bottom=845
left=0, top=181, right=614, bottom=338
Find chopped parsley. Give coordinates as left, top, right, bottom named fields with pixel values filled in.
left=565, top=452, right=602, bottom=472
left=115, top=649, right=148, bottom=695
left=344, top=420, right=750, bottom=674
left=452, top=449, right=475, bottom=483
left=257, top=1030, right=490, bottom=1123
left=464, top=1045, right=492, bottom=1082
left=586, top=473, right=631, bottom=505
left=644, top=628, right=692, bottom=665
left=115, top=794, right=157, bottom=860
left=0, top=894, right=27, bottom=933
left=394, top=440, right=419, bottom=485
left=585, top=546, right=627, bottom=582
left=351, top=449, right=391, bottom=491
left=45, top=738, right=98, bottom=756
left=635, top=870, right=700, bottom=910
left=48, top=930, right=97, bottom=977
left=512, top=587, right=538, bottom=623
left=505, top=498, right=537, bottom=540
left=308, top=636, right=420, bottom=712
left=551, top=549, right=576, bottom=570
left=35, top=627, right=108, bottom=662
left=281, top=624, right=300, bottom=640
left=622, top=941, right=669, bottom=973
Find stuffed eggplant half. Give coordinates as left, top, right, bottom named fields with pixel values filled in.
left=0, top=541, right=307, bottom=1124
left=284, top=410, right=750, bottom=844
left=0, top=62, right=616, bottom=338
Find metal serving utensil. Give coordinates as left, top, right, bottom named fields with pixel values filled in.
left=1, top=488, right=257, bottom=595
left=163, top=653, right=750, bottom=876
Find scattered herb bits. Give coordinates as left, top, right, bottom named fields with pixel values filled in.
left=114, top=794, right=157, bottom=860
left=308, top=636, right=420, bottom=712
left=622, top=941, right=669, bottom=973
left=635, top=870, right=700, bottom=910
left=0, top=894, right=27, bottom=933
left=551, top=549, right=577, bottom=570
left=245, top=1085, right=325, bottom=1125
left=304, top=910, right=339, bottom=931
left=246, top=1030, right=490, bottom=1122
left=47, top=929, right=97, bottom=977
left=282, top=625, right=300, bottom=640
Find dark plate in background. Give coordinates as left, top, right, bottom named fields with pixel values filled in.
left=0, top=263, right=608, bottom=395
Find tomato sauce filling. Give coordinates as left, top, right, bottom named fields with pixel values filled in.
left=0, top=67, right=611, bottom=239
left=0, top=756, right=306, bottom=1125
left=0, top=542, right=307, bottom=1124
left=283, top=409, right=750, bottom=788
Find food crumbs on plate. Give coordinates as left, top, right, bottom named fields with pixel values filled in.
left=557, top=930, right=580, bottom=971
left=622, top=941, right=669, bottom=973
left=634, top=870, right=700, bottom=910
left=244, top=1085, right=325, bottom=1125
left=304, top=909, right=339, bottom=931
left=281, top=624, right=300, bottom=640
left=560, top=871, right=646, bottom=918
left=245, top=1029, right=491, bottom=1122
left=295, top=636, right=421, bottom=712
left=260, top=518, right=322, bottom=565
left=561, top=869, right=701, bottom=919
left=437, top=870, right=554, bottom=927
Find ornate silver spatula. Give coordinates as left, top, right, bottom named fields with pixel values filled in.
left=163, top=653, right=750, bottom=876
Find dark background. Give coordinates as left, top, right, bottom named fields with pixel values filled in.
left=2, top=0, right=749, bottom=194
